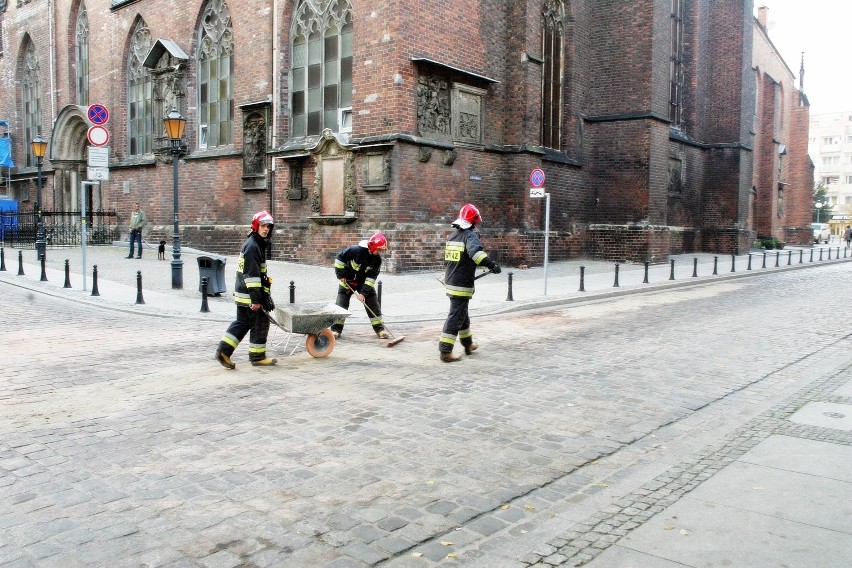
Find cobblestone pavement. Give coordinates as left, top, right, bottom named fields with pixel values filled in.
left=1, top=262, right=850, bottom=567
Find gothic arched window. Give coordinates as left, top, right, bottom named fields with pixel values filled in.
left=197, top=0, right=234, bottom=148
left=542, top=0, right=564, bottom=149
left=669, top=0, right=685, bottom=127
left=23, top=40, right=42, bottom=167
left=75, top=3, right=89, bottom=106
left=128, top=20, right=153, bottom=155
left=290, top=0, right=353, bottom=137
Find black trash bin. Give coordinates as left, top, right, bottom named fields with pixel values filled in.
left=197, top=255, right=228, bottom=295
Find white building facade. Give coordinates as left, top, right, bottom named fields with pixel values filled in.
left=809, top=112, right=852, bottom=233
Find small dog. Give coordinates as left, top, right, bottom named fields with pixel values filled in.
left=158, top=240, right=166, bottom=260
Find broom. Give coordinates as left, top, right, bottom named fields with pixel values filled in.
left=341, top=281, right=405, bottom=347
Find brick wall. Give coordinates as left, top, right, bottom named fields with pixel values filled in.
left=0, top=0, right=812, bottom=272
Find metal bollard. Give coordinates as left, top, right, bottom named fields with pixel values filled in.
left=289, top=280, right=295, bottom=303
left=809, top=248, right=814, bottom=262
left=787, top=251, right=792, bottom=266
left=135, top=271, right=145, bottom=304
left=692, top=257, right=698, bottom=278
left=762, top=252, right=766, bottom=269
left=643, top=261, right=649, bottom=284
left=775, top=251, right=780, bottom=268
left=613, top=263, right=620, bottom=287
left=63, top=259, right=72, bottom=288
left=747, top=253, right=752, bottom=270
left=0, top=248, right=5, bottom=271
left=669, top=259, right=675, bottom=280
left=819, top=248, right=823, bottom=261
left=378, top=280, right=383, bottom=306
left=506, top=271, right=514, bottom=301
left=39, top=254, right=48, bottom=281
left=713, top=256, right=718, bottom=275
left=800, top=250, right=803, bottom=264
left=17, top=250, right=24, bottom=276
left=578, top=266, right=586, bottom=292
left=91, top=265, right=100, bottom=296
left=730, top=254, right=736, bottom=272
left=828, top=247, right=832, bottom=260
left=200, top=276, right=210, bottom=312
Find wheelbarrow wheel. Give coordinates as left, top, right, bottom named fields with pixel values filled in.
left=305, top=328, right=336, bottom=358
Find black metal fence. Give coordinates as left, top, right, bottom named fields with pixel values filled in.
left=0, top=210, right=119, bottom=248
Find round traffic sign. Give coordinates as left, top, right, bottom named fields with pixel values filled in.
left=87, top=104, right=110, bottom=125
left=530, top=168, right=546, bottom=188
left=87, top=125, right=110, bottom=146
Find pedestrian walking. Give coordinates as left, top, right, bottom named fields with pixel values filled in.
left=215, top=211, right=278, bottom=369
left=844, top=225, right=852, bottom=248
left=126, top=202, right=147, bottom=258
left=438, top=203, right=501, bottom=362
left=330, top=232, right=390, bottom=339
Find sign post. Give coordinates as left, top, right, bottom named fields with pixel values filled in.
left=529, top=169, right=550, bottom=295
left=80, top=181, right=99, bottom=291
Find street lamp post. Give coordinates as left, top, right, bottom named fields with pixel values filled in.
left=163, top=108, right=187, bottom=290
left=31, top=135, right=48, bottom=261
left=815, top=202, right=824, bottom=223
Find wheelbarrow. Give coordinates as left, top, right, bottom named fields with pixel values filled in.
left=266, top=302, right=350, bottom=358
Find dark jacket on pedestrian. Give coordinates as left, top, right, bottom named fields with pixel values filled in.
left=443, top=228, right=498, bottom=298
left=334, top=242, right=381, bottom=294
left=234, top=232, right=273, bottom=309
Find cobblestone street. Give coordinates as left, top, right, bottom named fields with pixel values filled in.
left=2, top=262, right=851, bottom=567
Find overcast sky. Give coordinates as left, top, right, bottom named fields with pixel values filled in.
left=757, top=1, right=849, bottom=116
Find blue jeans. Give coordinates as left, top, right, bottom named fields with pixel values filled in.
left=129, top=229, right=143, bottom=257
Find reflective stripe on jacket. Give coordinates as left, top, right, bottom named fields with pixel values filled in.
left=234, top=232, right=271, bottom=306
left=333, top=244, right=381, bottom=293
left=443, top=228, right=494, bottom=298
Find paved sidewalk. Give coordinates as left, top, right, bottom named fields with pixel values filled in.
left=2, top=241, right=852, bottom=567
left=1, top=241, right=850, bottom=326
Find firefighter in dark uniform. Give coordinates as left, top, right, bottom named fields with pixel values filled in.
left=439, top=204, right=501, bottom=362
left=330, top=232, right=390, bottom=339
left=215, top=210, right=278, bottom=369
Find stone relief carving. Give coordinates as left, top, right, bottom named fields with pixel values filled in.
left=417, top=76, right=450, bottom=139
left=452, top=86, right=485, bottom=145
left=667, top=159, right=682, bottom=196
left=243, top=113, right=267, bottom=175
left=419, top=147, right=432, bottom=162
left=309, top=131, right=356, bottom=222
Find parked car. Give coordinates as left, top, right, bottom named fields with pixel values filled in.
left=812, top=223, right=830, bottom=244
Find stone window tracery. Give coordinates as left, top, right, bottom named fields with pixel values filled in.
left=198, top=0, right=234, bottom=147
left=669, top=0, right=685, bottom=127
left=128, top=21, right=153, bottom=155
left=290, top=0, right=353, bottom=137
left=542, top=0, right=564, bottom=149
left=23, top=39, right=41, bottom=167
left=75, top=3, right=89, bottom=106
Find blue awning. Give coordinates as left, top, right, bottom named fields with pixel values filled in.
left=0, top=138, right=13, bottom=168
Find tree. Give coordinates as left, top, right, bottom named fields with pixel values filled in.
left=813, top=182, right=833, bottom=223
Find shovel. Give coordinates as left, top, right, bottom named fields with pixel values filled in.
left=341, top=281, right=405, bottom=347
left=435, top=268, right=493, bottom=285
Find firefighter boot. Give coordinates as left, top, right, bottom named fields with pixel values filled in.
left=440, top=351, right=461, bottom=363
left=464, top=342, right=478, bottom=355
left=251, top=357, right=278, bottom=367
left=215, top=350, right=236, bottom=370
left=376, top=330, right=390, bottom=339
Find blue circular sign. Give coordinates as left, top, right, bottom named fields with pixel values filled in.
left=87, top=104, right=110, bottom=125
left=530, top=168, right=545, bottom=188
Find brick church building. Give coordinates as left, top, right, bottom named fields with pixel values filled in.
left=0, top=0, right=811, bottom=271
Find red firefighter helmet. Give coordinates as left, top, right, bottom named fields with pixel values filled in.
left=366, top=231, right=388, bottom=253
left=459, top=203, right=482, bottom=225
left=251, top=210, right=274, bottom=232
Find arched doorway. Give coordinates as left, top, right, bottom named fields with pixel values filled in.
left=49, top=105, right=90, bottom=214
